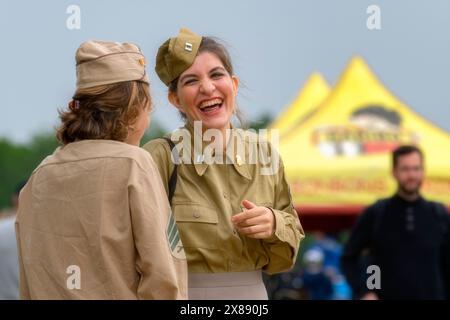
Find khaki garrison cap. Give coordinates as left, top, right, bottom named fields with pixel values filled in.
left=76, top=40, right=149, bottom=89
left=155, top=27, right=203, bottom=86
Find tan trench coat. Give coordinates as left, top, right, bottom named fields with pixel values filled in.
left=16, top=140, right=187, bottom=299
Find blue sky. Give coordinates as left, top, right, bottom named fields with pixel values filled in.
left=1, top=0, right=449, bottom=142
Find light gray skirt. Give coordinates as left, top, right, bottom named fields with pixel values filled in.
left=188, top=270, right=268, bottom=300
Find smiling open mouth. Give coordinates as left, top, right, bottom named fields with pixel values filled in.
left=198, top=98, right=223, bottom=114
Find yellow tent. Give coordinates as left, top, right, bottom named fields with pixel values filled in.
left=278, top=56, right=450, bottom=208
left=270, top=73, right=330, bottom=139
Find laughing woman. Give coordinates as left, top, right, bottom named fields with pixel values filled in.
left=143, top=28, right=304, bottom=300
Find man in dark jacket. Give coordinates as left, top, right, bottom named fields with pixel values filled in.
left=341, top=145, right=450, bottom=300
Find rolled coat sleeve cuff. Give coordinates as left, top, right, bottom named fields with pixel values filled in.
left=264, top=207, right=286, bottom=243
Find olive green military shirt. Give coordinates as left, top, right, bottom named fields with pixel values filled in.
left=142, top=125, right=304, bottom=274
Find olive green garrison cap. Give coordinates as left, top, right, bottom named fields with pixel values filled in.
left=155, top=27, right=203, bottom=86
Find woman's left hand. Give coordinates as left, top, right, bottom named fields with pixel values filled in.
left=231, top=199, right=276, bottom=239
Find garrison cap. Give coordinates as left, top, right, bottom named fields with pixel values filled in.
left=76, top=40, right=149, bottom=89
left=155, top=28, right=203, bottom=86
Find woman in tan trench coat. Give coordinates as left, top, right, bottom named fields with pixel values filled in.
left=15, top=40, right=187, bottom=299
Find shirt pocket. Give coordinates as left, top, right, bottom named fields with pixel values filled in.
left=173, top=203, right=218, bottom=249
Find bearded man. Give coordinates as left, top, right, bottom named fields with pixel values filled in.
left=341, top=145, right=450, bottom=300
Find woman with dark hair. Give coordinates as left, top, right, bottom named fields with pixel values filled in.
left=143, top=28, right=304, bottom=299
left=15, top=40, right=187, bottom=300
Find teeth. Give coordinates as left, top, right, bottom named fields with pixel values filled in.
left=199, top=99, right=222, bottom=109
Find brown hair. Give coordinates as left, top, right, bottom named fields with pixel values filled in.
left=169, top=37, right=245, bottom=126
left=57, top=81, right=151, bottom=145
left=392, top=145, right=424, bottom=168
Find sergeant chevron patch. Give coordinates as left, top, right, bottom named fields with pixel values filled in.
left=166, top=209, right=186, bottom=260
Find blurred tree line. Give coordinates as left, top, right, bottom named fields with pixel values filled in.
left=0, top=113, right=272, bottom=210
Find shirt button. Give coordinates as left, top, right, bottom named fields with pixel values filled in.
left=223, top=192, right=227, bottom=199
left=193, top=212, right=200, bottom=218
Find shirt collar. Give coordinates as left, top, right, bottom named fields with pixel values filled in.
left=182, top=122, right=252, bottom=180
